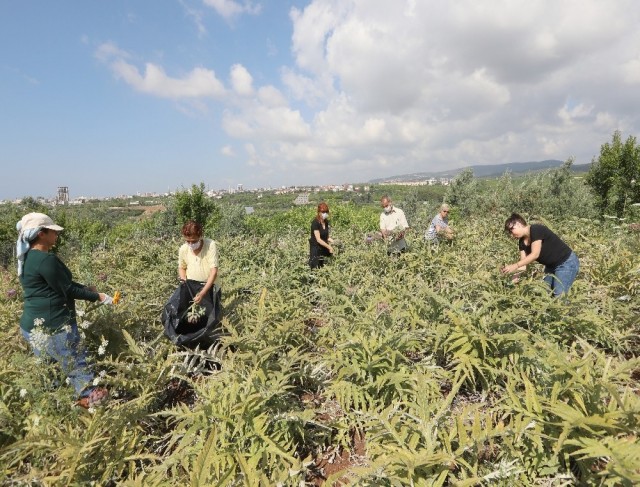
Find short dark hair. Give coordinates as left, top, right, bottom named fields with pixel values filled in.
left=504, top=213, right=527, bottom=233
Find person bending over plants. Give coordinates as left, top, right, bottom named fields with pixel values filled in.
left=178, top=220, right=220, bottom=300
left=167, top=220, right=223, bottom=348
left=425, top=203, right=454, bottom=242
left=379, top=196, right=410, bottom=255
left=16, top=212, right=113, bottom=408
left=501, top=213, right=579, bottom=296
left=161, top=221, right=223, bottom=350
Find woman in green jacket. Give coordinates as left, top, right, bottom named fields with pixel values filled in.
left=17, top=212, right=112, bottom=407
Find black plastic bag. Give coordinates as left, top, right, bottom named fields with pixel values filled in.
left=162, top=279, right=223, bottom=347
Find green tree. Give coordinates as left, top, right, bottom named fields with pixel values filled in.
left=17, top=197, right=49, bottom=214
left=174, top=183, right=220, bottom=230
left=586, top=131, right=640, bottom=217
left=445, top=169, right=478, bottom=216
left=400, top=190, right=420, bottom=222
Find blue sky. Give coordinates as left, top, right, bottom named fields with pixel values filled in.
left=2, top=0, right=640, bottom=200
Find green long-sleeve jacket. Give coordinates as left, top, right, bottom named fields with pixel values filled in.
left=19, top=249, right=100, bottom=332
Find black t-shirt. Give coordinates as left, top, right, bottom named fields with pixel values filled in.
left=519, top=224, right=572, bottom=268
left=310, top=219, right=329, bottom=248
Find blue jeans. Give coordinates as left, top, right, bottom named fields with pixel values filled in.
left=544, top=252, right=579, bottom=297
left=21, top=322, right=94, bottom=395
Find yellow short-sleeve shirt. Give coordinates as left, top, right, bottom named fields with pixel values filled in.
left=178, top=238, right=220, bottom=285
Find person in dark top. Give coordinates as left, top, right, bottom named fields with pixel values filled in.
left=309, top=202, right=333, bottom=269
left=501, top=213, right=579, bottom=296
left=16, top=212, right=113, bottom=407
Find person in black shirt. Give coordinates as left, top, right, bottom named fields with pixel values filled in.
left=309, top=202, right=333, bottom=269
left=501, top=213, right=579, bottom=296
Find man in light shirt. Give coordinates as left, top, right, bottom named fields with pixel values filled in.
left=379, top=196, right=410, bottom=254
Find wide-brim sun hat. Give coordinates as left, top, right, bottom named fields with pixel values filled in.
left=19, top=212, right=64, bottom=232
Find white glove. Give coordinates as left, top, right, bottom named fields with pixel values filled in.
left=101, top=294, right=113, bottom=305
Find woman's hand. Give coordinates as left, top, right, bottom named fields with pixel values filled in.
left=501, top=263, right=519, bottom=274
left=193, top=289, right=210, bottom=304
left=327, top=245, right=333, bottom=254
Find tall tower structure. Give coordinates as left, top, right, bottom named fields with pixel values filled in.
left=56, top=186, right=69, bottom=205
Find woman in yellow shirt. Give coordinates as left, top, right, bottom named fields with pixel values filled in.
left=178, top=220, right=220, bottom=304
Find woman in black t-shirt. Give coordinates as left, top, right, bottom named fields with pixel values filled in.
left=501, top=213, right=579, bottom=296
left=309, top=202, right=333, bottom=269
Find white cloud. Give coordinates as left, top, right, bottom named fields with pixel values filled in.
left=281, top=67, right=333, bottom=107
left=268, top=0, right=640, bottom=183
left=222, top=101, right=311, bottom=140
left=202, top=0, right=261, bottom=21
left=244, top=143, right=272, bottom=169
left=95, top=1, right=640, bottom=186
left=230, top=64, right=253, bottom=96
left=221, top=145, right=236, bottom=156
left=257, top=85, right=287, bottom=107
left=290, top=2, right=347, bottom=74
left=94, top=41, right=130, bottom=63
left=622, top=58, right=640, bottom=84
left=595, top=112, right=616, bottom=130
left=96, top=42, right=225, bottom=99
left=179, top=0, right=207, bottom=37
left=558, top=101, right=594, bottom=124
left=114, top=61, right=225, bottom=99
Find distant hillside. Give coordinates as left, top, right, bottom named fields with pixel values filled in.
left=370, top=160, right=591, bottom=183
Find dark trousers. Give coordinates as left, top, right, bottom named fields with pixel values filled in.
left=309, top=244, right=330, bottom=269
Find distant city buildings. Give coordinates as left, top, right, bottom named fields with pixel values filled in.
left=56, top=186, right=69, bottom=205
left=293, top=193, right=310, bottom=205
left=0, top=178, right=452, bottom=206
left=380, top=178, right=450, bottom=186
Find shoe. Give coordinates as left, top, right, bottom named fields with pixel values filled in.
left=77, top=386, right=109, bottom=408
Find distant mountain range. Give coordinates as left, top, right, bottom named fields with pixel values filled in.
left=370, top=160, right=591, bottom=183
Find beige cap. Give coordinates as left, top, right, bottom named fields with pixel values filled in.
left=19, top=212, right=64, bottom=232
left=440, top=203, right=450, bottom=211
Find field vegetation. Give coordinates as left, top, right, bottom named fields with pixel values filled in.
left=0, top=153, right=639, bottom=485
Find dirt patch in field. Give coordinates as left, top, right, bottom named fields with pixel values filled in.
left=141, top=205, right=165, bottom=215
left=299, top=393, right=368, bottom=486
left=307, top=429, right=367, bottom=486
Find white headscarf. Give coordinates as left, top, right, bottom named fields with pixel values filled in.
left=16, top=221, right=42, bottom=277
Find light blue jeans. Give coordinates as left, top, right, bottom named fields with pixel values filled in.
left=21, top=322, right=94, bottom=395
left=543, top=252, right=579, bottom=297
